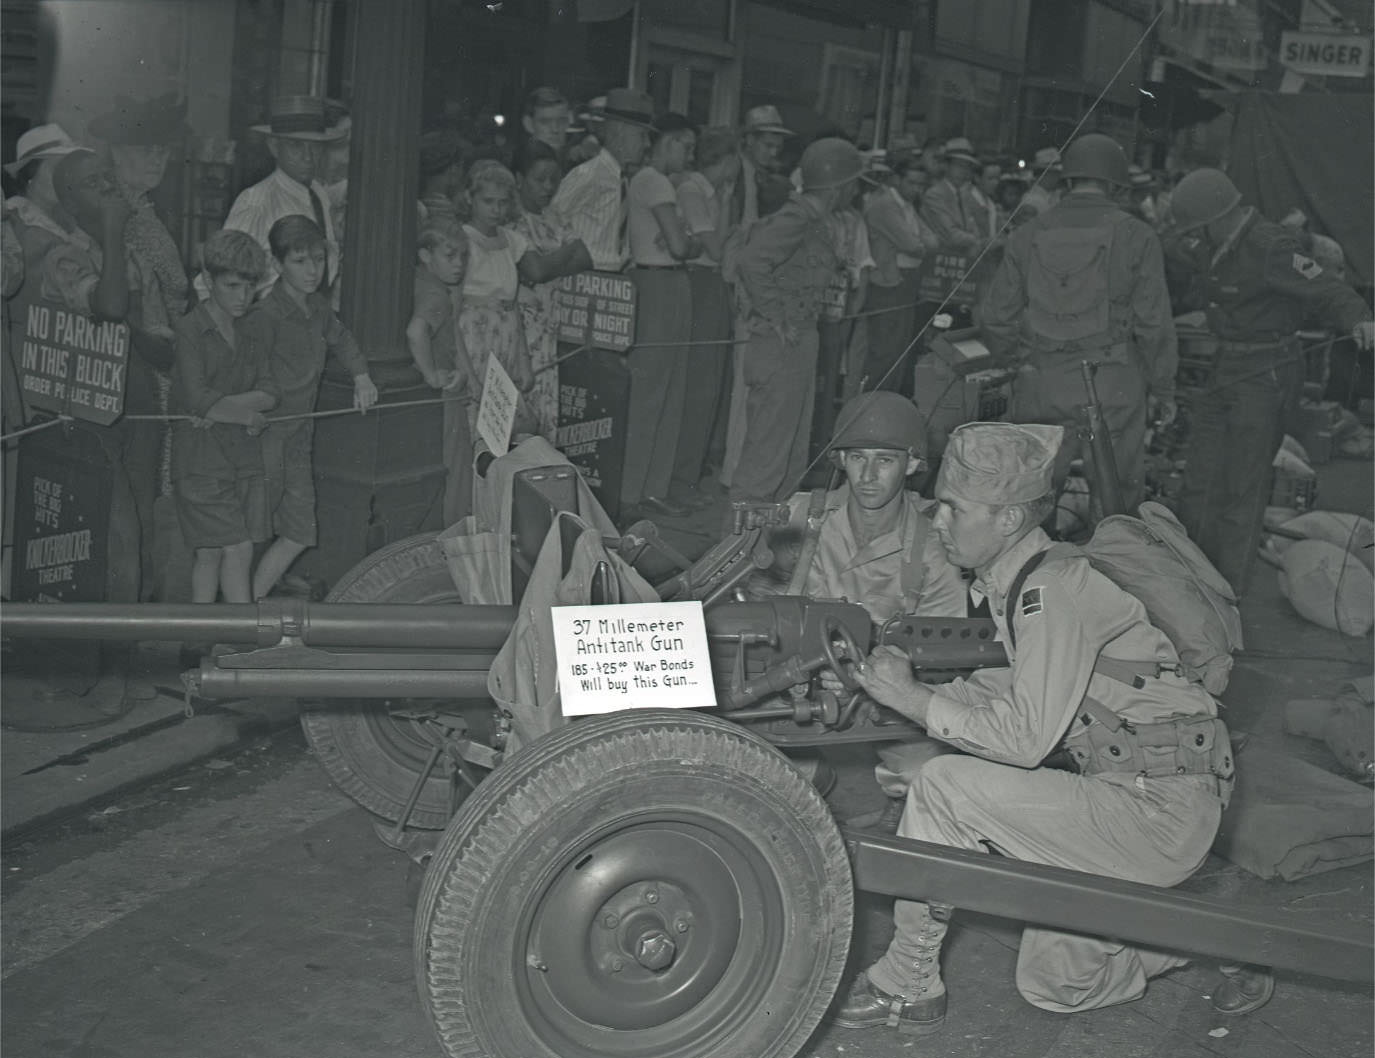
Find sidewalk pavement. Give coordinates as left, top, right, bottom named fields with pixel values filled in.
left=1, top=642, right=298, bottom=838
left=3, top=458, right=1370, bottom=846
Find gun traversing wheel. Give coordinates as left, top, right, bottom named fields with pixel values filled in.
left=415, top=710, right=853, bottom=1058
left=300, top=532, right=491, bottom=829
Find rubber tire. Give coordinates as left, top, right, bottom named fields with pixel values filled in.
left=300, top=531, right=481, bottom=829
left=415, top=709, right=853, bottom=1058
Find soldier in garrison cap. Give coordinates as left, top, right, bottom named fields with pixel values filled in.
left=830, top=421, right=1236, bottom=1035
left=1164, top=168, right=1373, bottom=594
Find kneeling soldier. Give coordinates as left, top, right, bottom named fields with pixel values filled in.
left=831, top=421, right=1233, bottom=1034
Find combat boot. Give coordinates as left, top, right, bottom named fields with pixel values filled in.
left=1212, top=963, right=1274, bottom=1015
left=844, top=796, right=903, bottom=834
left=830, top=903, right=949, bottom=1035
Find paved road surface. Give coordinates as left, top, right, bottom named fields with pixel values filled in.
left=3, top=728, right=1369, bottom=1058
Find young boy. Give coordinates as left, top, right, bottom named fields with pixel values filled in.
left=171, top=229, right=279, bottom=631
left=244, top=214, right=377, bottom=599
left=407, top=216, right=477, bottom=525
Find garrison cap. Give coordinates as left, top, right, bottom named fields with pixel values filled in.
left=936, top=423, right=1063, bottom=504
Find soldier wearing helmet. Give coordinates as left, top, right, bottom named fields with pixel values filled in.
left=727, top=137, right=877, bottom=505
left=775, top=392, right=967, bottom=833
left=982, top=131, right=1178, bottom=514
left=774, top=391, right=966, bottom=623
left=1164, top=168, right=1373, bottom=594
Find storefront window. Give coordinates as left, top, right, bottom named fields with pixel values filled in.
left=905, top=55, right=1012, bottom=155
left=741, top=2, right=883, bottom=141
left=642, top=0, right=732, bottom=42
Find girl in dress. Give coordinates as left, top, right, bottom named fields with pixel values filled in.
left=510, top=141, right=592, bottom=441
left=460, top=161, right=586, bottom=437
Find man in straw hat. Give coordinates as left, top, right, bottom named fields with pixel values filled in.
left=549, top=87, right=654, bottom=272
left=829, top=420, right=1234, bottom=1033
left=729, top=104, right=795, bottom=228
left=221, top=95, right=348, bottom=296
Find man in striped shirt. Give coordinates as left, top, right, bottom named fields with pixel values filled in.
left=550, top=88, right=653, bottom=273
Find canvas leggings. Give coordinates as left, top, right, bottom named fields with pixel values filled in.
left=867, top=754, right=1220, bottom=1011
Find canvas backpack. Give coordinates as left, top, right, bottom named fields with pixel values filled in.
left=1008, top=501, right=1243, bottom=695
left=1024, top=213, right=1128, bottom=349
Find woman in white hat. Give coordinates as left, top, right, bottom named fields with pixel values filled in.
left=4, top=124, right=83, bottom=262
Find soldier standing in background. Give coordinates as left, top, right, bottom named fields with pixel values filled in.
left=728, top=138, right=862, bottom=505
left=1165, top=168, right=1373, bottom=593
left=982, top=133, right=1177, bottom=514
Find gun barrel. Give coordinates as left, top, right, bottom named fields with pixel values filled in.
left=0, top=601, right=519, bottom=651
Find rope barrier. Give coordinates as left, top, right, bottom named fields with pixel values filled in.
left=2, top=333, right=1350, bottom=446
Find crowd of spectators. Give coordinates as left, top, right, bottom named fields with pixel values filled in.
left=2, top=83, right=1370, bottom=623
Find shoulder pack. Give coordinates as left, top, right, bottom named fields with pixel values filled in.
left=1008, top=502, right=1243, bottom=694
left=1024, top=212, right=1127, bottom=348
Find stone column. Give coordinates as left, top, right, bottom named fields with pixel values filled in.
left=307, top=0, right=444, bottom=587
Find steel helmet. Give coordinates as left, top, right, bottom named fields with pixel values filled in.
left=1169, top=168, right=1242, bottom=233
left=799, top=137, right=864, bottom=192
left=1059, top=133, right=1130, bottom=187
left=827, top=391, right=926, bottom=458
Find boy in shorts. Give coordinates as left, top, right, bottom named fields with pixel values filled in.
left=171, top=229, right=279, bottom=625
left=407, top=216, right=477, bottom=525
left=245, top=214, right=378, bottom=599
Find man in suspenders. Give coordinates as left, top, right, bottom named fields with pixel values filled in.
left=778, top=391, right=965, bottom=624
left=774, top=392, right=966, bottom=802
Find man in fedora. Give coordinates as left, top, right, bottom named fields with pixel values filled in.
left=731, top=104, right=795, bottom=228
left=919, top=136, right=983, bottom=255
left=220, top=95, right=347, bottom=297
left=549, top=87, right=654, bottom=272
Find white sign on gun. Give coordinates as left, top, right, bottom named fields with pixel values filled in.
left=551, top=601, right=717, bottom=716
left=476, top=355, right=519, bottom=456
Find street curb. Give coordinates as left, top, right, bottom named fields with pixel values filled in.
left=1, top=695, right=302, bottom=844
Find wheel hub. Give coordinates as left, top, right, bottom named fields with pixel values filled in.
left=525, top=823, right=749, bottom=1032
left=589, top=882, right=691, bottom=975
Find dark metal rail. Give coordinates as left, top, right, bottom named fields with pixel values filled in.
left=848, top=831, right=1373, bottom=984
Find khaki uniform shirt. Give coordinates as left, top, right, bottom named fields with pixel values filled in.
left=981, top=191, right=1178, bottom=399
left=1169, top=210, right=1369, bottom=342
left=734, top=193, right=838, bottom=339
left=925, top=527, right=1217, bottom=767
left=784, top=486, right=966, bottom=623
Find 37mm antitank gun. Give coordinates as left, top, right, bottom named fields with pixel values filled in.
left=2, top=459, right=1368, bottom=1058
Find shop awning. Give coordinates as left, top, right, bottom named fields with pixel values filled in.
left=1225, top=91, right=1373, bottom=287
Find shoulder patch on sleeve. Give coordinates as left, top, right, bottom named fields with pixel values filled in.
left=1020, top=585, right=1044, bottom=617
left=1292, top=252, right=1323, bottom=279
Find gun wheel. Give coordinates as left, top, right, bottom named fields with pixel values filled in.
left=300, top=532, right=488, bottom=829
left=416, top=710, right=853, bottom=1058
